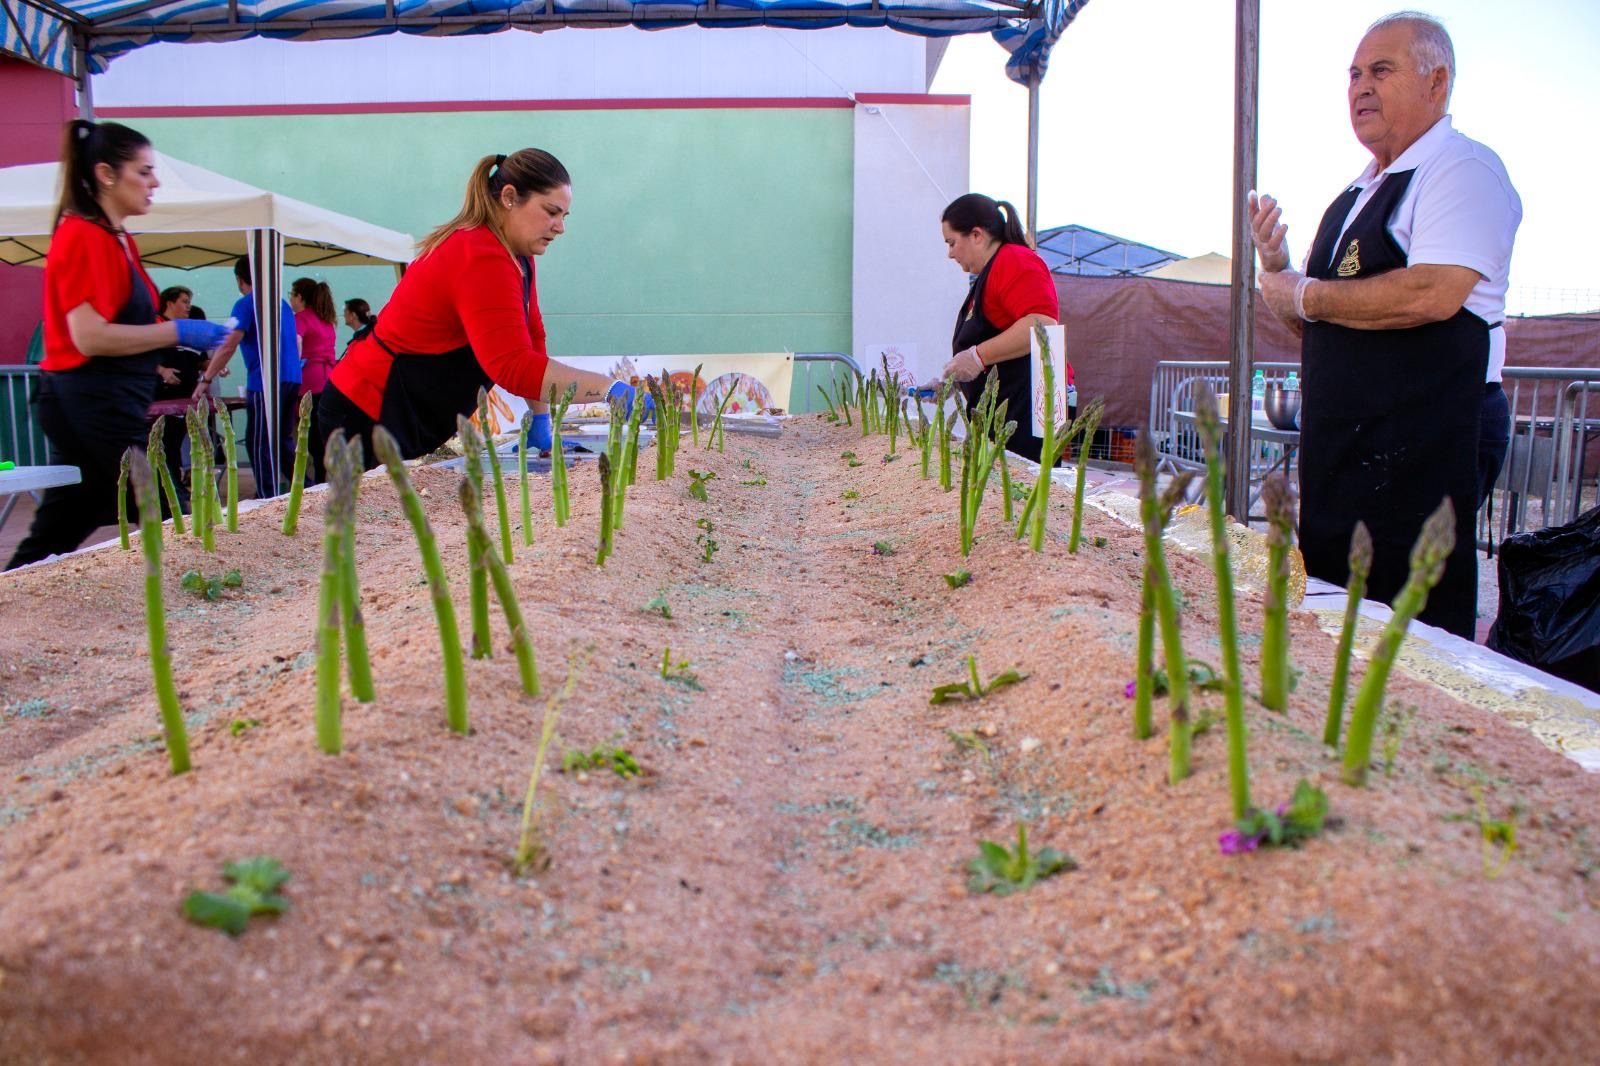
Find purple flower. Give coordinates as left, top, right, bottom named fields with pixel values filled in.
left=1124, top=681, right=1137, bottom=699
left=1218, top=829, right=1262, bottom=855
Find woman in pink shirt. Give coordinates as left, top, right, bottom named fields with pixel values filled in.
left=290, top=276, right=337, bottom=481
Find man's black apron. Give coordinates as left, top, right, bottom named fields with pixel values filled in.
left=337, top=254, right=534, bottom=463
left=8, top=233, right=159, bottom=568
left=1300, top=172, right=1485, bottom=638
left=954, top=252, right=1044, bottom=463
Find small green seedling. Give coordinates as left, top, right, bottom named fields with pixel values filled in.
left=687, top=469, right=717, bottom=502
left=946, top=729, right=994, bottom=767
left=1220, top=779, right=1329, bottom=854
left=1474, top=785, right=1518, bottom=879
left=644, top=592, right=673, bottom=619
left=841, top=489, right=860, bottom=500
left=930, top=655, right=1027, bottom=704
left=1150, top=658, right=1226, bottom=698
left=695, top=517, right=719, bottom=563
left=660, top=646, right=701, bottom=688
left=182, top=856, right=290, bottom=936
left=740, top=477, right=767, bottom=486
left=967, top=823, right=1075, bottom=896
left=943, top=570, right=972, bottom=590
left=841, top=451, right=863, bottom=468
left=514, top=648, right=586, bottom=875
left=562, top=746, right=642, bottom=779
left=179, top=569, right=238, bottom=602
left=1380, top=703, right=1414, bottom=775
left=872, top=541, right=895, bottom=556
left=228, top=717, right=261, bottom=737
left=1093, top=536, right=1108, bottom=548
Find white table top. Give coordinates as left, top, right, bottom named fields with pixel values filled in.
left=0, top=465, right=82, bottom=494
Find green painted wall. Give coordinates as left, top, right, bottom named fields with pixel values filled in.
left=137, top=107, right=854, bottom=410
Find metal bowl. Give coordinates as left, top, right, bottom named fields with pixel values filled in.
left=1263, top=384, right=1301, bottom=431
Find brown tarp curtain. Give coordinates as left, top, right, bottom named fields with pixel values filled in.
left=1058, top=274, right=1600, bottom=431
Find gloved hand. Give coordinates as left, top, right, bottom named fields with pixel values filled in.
left=941, top=346, right=986, bottom=385
left=525, top=412, right=552, bottom=453
left=606, top=380, right=656, bottom=423
left=175, top=319, right=231, bottom=352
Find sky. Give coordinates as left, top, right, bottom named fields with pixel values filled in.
left=930, top=0, right=1600, bottom=315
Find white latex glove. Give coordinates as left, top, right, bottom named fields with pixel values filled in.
left=941, top=346, right=986, bottom=385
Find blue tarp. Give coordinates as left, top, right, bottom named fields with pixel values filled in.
left=3, top=0, right=1088, bottom=84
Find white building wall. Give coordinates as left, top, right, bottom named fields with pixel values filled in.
left=92, top=26, right=933, bottom=106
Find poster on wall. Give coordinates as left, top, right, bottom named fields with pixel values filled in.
left=1029, top=325, right=1069, bottom=439
left=482, top=354, right=795, bottom=433
left=863, top=343, right=928, bottom=391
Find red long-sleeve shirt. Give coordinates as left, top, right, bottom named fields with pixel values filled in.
left=331, top=225, right=550, bottom=419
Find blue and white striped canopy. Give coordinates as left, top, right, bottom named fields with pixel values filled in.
left=2, top=0, right=1088, bottom=85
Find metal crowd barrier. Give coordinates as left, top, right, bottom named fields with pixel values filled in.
left=0, top=366, right=49, bottom=466
left=1148, top=358, right=1600, bottom=544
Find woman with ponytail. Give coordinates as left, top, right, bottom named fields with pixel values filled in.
left=342, top=298, right=376, bottom=350
left=290, top=276, right=337, bottom=483
left=320, top=149, right=645, bottom=465
left=5, top=121, right=229, bottom=570
left=931, top=193, right=1064, bottom=464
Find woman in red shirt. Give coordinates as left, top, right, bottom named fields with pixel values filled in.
left=934, top=193, right=1064, bottom=464
left=6, top=121, right=228, bottom=571
left=320, top=149, right=640, bottom=464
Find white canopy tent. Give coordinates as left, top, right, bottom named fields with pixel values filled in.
left=0, top=150, right=415, bottom=480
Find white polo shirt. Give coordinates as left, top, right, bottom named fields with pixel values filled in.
left=1322, top=114, right=1522, bottom=382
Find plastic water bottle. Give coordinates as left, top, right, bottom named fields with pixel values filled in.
left=1251, top=369, right=1267, bottom=420
left=1284, top=371, right=1299, bottom=392
left=1066, top=383, right=1079, bottom=410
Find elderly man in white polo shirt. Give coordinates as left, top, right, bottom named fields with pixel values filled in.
left=1250, top=10, right=1521, bottom=640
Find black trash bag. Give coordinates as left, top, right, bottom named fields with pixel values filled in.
left=1486, top=503, right=1600, bottom=694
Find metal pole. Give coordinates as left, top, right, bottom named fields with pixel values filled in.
left=75, top=34, right=94, bottom=119
left=1026, top=79, right=1040, bottom=244
left=1225, top=0, right=1260, bottom=521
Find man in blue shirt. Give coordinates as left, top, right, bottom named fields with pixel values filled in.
left=196, top=257, right=302, bottom=497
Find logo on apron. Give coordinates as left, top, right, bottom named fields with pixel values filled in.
left=1337, top=239, right=1362, bottom=277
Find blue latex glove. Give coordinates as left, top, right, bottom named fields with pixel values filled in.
left=605, top=380, right=656, bottom=422
left=525, top=412, right=552, bottom=453
left=175, top=319, right=230, bottom=352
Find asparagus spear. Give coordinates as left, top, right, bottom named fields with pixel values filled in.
left=335, top=435, right=374, bottom=704
left=1133, top=560, right=1156, bottom=740
left=117, top=449, right=131, bottom=550
left=690, top=364, right=704, bottom=447
left=1259, top=474, right=1295, bottom=712
left=314, top=430, right=346, bottom=755
left=548, top=382, right=576, bottom=527
left=1136, top=430, right=1193, bottom=785
left=1195, top=383, right=1250, bottom=820
left=1343, top=499, right=1455, bottom=786
left=457, top=415, right=493, bottom=660
left=146, top=417, right=185, bottom=535
left=128, top=449, right=190, bottom=774
left=596, top=453, right=615, bottom=566
left=519, top=410, right=534, bottom=548
left=1066, top=398, right=1105, bottom=554
left=460, top=476, right=539, bottom=697
left=477, top=388, right=514, bottom=565
left=1324, top=521, right=1374, bottom=749
left=372, top=427, right=468, bottom=735
left=281, top=392, right=315, bottom=536
left=219, top=398, right=239, bottom=532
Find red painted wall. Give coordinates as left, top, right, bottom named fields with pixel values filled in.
left=0, top=58, right=76, bottom=364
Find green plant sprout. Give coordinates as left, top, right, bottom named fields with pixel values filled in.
left=934, top=379, right=954, bottom=492
left=695, top=517, right=718, bottom=563
left=1379, top=702, right=1413, bottom=775
left=967, top=823, right=1076, bottom=896
left=1343, top=498, right=1456, bottom=786
left=228, top=717, right=261, bottom=737
left=475, top=387, right=514, bottom=564
left=181, top=407, right=209, bottom=550
left=547, top=382, right=577, bottom=527
left=458, top=415, right=494, bottom=655
left=913, top=396, right=934, bottom=479
left=1194, top=383, right=1249, bottom=820
left=1220, top=779, right=1328, bottom=854
left=372, top=427, right=468, bottom=735
left=179, top=568, right=242, bottom=601
left=182, top=856, right=290, bottom=936
left=219, top=399, right=239, bottom=532
left=833, top=374, right=853, bottom=428
left=334, top=436, right=375, bottom=705
left=872, top=540, right=896, bottom=556
left=1324, top=521, right=1373, bottom=748
left=709, top=381, right=737, bottom=453
left=660, top=645, right=700, bottom=687
left=689, top=363, right=705, bottom=446
left=646, top=373, right=682, bottom=481
left=562, top=745, right=642, bottom=779
left=281, top=392, right=315, bottom=536
left=687, top=468, right=717, bottom=502
left=1472, top=784, right=1518, bottom=879
left=1259, top=474, right=1296, bottom=712
left=128, top=449, right=189, bottom=775
left=1066, top=397, right=1105, bottom=554
left=817, top=383, right=840, bottom=421
left=1022, top=322, right=1063, bottom=549
left=596, top=452, right=615, bottom=566
left=117, top=450, right=131, bottom=550
left=841, top=489, right=860, bottom=500
left=513, top=649, right=585, bottom=875
left=944, top=569, right=972, bottom=589
left=1135, top=430, right=1196, bottom=784
left=616, top=382, right=648, bottom=525
left=1093, top=536, right=1108, bottom=548
left=880, top=354, right=903, bottom=455
left=145, top=417, right=185, bottom=536
left=519, top=410, right=535, bottom=548
left=842, top=451, right=863, bottom=468
left=929, top=655, right=1026, bottom=704
left=956, top=373, right=1017, bottom=557
left=459, top=475, right=540, bottom=697
left=644, top=591, right=672, bottom=619
left=314, top=431, right=350, bottom=755
left=855, top=371, right=872, bottom=437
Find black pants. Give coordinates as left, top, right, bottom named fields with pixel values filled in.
left=316, top=384, right=381, bottom=471
left=160, top=411, right=191, bottom=510
left=6, top=371, right=152, bottom=570
left=246, top=388, right=302, bottom=498
left=1478, top=382, right=1510, bottom=510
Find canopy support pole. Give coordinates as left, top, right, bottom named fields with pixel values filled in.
left=75, top=33, right=94, bottom=119
left=1025, top=78, right=1040, bottom=244
left=1225, top=0, right=1260, bottom=522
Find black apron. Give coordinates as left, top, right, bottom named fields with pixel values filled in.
left=954, top=251, right=1043, bottom=463
left=1300, top=171, right=1486, bottom=638
left=366, top=254, right=533, bottom=460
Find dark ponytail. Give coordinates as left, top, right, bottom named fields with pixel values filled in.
left=941, top=193, right=1028, bottom=248
left=344, top=298, right=374, bottom=327
left=55, top=119, right=152, bottom=230
left=291, top=276, right=336, bottom=325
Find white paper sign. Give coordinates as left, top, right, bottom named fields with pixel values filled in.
left=1029, top=324, right=1069, bottom=438
left=863, top=343, right=925, bottom=389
